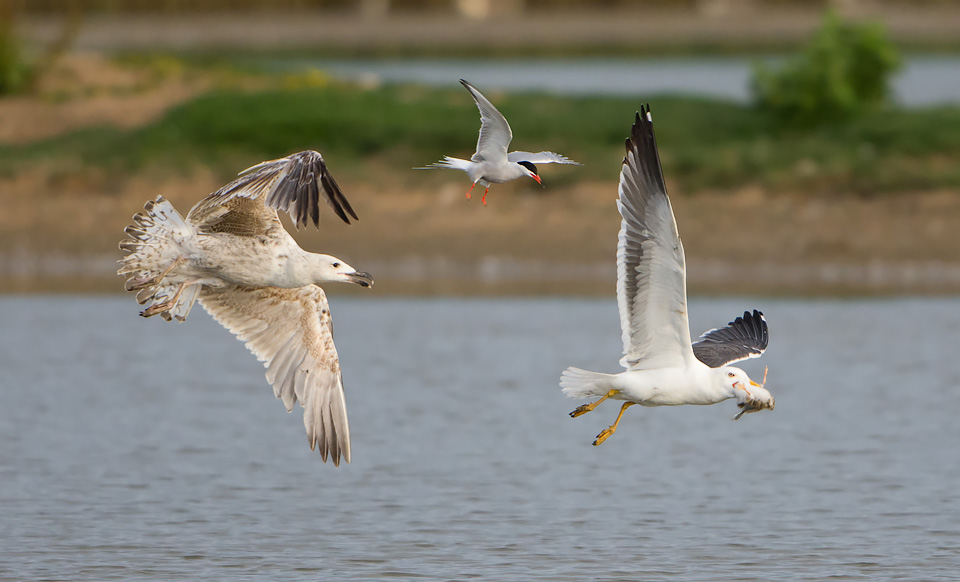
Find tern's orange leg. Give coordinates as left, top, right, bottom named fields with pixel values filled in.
left=569, top=389, right=618, bottom=418
left=465, top=182, right=477, bottom=200
left=593, top=402, right=636, bottom=446
left=481, top=187, right=490, bottom=206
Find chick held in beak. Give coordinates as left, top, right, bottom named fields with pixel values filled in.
left=733, top=368, right=774, bottom=420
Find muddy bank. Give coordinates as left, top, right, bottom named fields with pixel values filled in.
left=3, top=172, right=958, bottom=296
left=18, top=5, right=960, bottom=55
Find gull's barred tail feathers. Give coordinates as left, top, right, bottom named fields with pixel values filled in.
left=560, top=367, right=615, bottom=398
left=117, top=195, right=201, bottom=322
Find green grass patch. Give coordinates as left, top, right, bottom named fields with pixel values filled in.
left=4, top=80, right=960, bottom=194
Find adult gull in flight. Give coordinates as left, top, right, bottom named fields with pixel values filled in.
left=560, top=107, right=774, bottom=446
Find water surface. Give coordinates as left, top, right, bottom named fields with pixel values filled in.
left=1, top=296, right=958, bottom=579
left=274, top=55, right=960, bottom=106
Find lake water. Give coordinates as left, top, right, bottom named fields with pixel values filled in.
left=1, top=295, right=959, bottom=580
left=277, top=55, right=960, bottom=106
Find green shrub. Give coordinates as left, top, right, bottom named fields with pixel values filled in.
left=751, top=11, right=901, bottom=128
left=0, top=18, right=32, bottom=95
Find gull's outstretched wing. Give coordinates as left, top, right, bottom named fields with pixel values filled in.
left=507, top=151, right=581, bottom=165
left=188, top=150, right=358, bottom=231
left=198, top=284, right=351, bottom=466
left=693, top=310, right=768, bottom=368
left=460, top=79, right=513, bottom=163
left=617, top=106, right=693, bottom=370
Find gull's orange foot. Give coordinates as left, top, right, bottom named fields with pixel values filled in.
left=569, top=404, right=593, bottom=418
left=591, top=402, right=634, bottom=445
left=593, top=427, right=616, bottom=446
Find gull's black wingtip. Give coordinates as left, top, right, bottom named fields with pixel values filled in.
left=626, top=104, right=654, bottom=155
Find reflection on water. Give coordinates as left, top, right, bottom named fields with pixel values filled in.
left=272, top=55, right=960, bottom=106
left=1, top=296, right=959, bottom=580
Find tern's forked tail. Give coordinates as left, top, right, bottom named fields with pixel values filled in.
left=415, top=156, right=474, bottom=174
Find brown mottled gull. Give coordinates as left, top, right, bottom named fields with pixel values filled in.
left=118, top=151, right=372, bottom=466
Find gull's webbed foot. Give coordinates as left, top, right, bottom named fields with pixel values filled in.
left=593, top=426, right=616, bottom=446
left=569, top=389, right=618, bottom=418
left=592, top=402, right=636, bottom=446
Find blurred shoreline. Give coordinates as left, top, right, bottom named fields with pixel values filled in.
left=4, top=178, right=960, bottom=296
left=5, top=8, right=960, bottom=297
left=18, top=4, right=960, bottom=56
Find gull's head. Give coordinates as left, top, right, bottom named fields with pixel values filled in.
left=313, top=254, right=374, bottom=288
left=721, top=366, right=774, bottom=419
left=517, top=161, right=542, bottom=186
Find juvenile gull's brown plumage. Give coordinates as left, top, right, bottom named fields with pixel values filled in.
left=118, top=150, right=372, bottom=466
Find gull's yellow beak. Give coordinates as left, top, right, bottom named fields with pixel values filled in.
left=749, top=379, right=762, bottom=388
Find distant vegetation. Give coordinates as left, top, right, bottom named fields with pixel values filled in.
left=0, top=17, right=31, bottom=94
left=3, top=72, right=960, bottom=195
left=0, top=7, right=81, bottom=95
left=751, top=11, right=902, bottom=127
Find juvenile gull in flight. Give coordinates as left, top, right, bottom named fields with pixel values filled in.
left=419, top=79, right=580, bottom=206
left=119, top=151, right=372, bottom=466
left=560, top=107, right=774, bottom=446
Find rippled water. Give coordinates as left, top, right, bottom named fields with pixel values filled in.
left=2, top=296, right=959, bottom=580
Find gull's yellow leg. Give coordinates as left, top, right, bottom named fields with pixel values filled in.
left=569, top=389, right=618, bottom=418
left=593, top=402, right=636, bottom=446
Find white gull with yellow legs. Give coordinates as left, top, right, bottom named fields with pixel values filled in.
left=560, top=106, right=774, bottom=446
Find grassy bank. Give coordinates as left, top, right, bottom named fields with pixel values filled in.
left=3, top=60, right=960, bottom=296
left=3, top=75, right=960, bottom=195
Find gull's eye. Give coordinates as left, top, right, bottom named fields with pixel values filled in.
left=727, top=372, right=735, bottom=378
left=332, top=262, right=340, bottom=268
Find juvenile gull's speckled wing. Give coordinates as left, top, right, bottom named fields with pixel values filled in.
left=616, top=106, right=694, bottom=371
left=198, top=284, right=351, bottom=466
left=693, top=310, right=769, bottom=368
left=188, top=150, right=357, bottom=231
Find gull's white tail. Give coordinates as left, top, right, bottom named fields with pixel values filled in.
left=118, top=195, right=201, bottom=322
left=560, top=367, right=615, bottom=398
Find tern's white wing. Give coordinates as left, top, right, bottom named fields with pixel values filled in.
left=199, top=284, right=351, bottom=466
left=507, top=151, right=581, bottom=165
left=460, top=79, right=513, bottom=163
left=188, top=150, right=357, bottom=230
left=616, top=106, right=694, bottom=370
